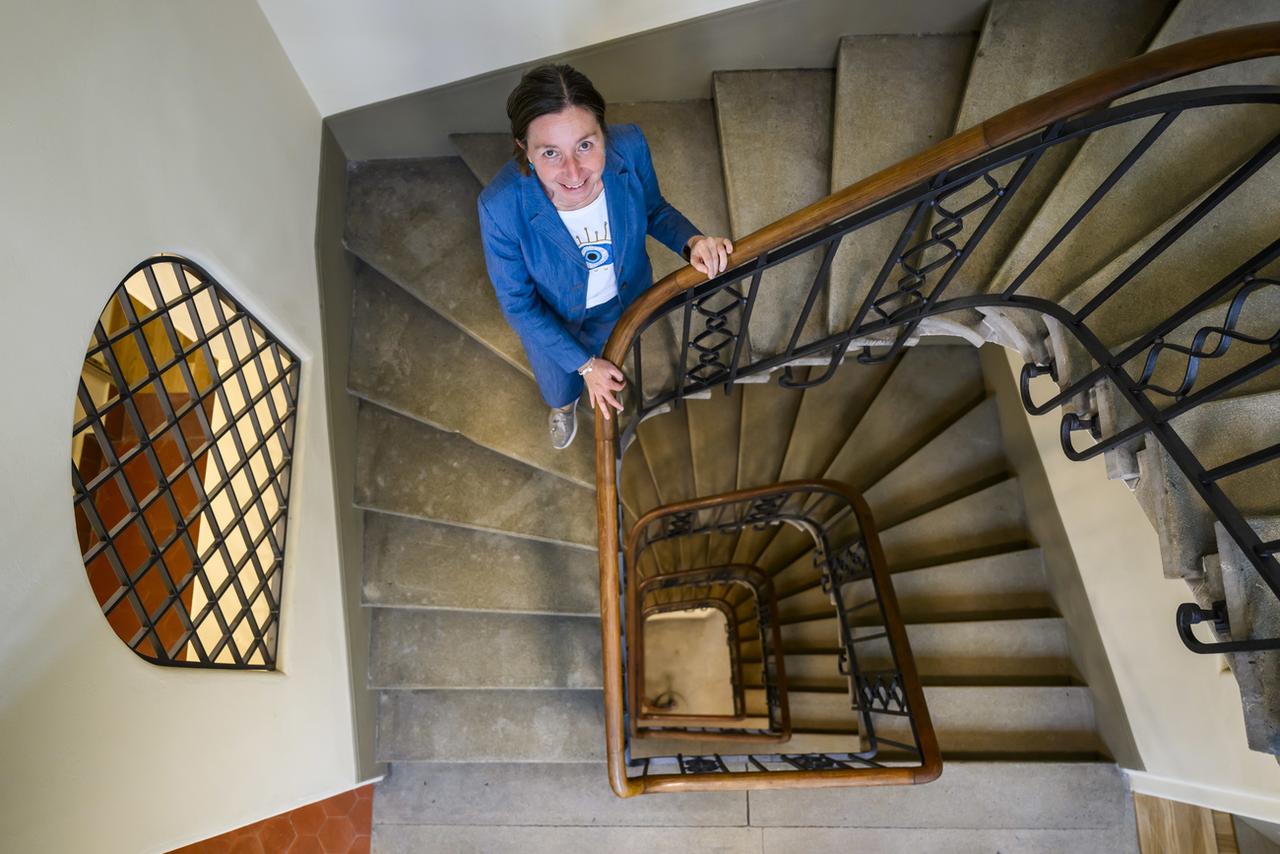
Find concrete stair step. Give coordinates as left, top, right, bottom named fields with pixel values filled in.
left=361, top=512, right=597, bottom=614
left=715, top=69, right=834, bottom=354
left=1137, top=388, right=1280, bottom=579
left=370, top=608, right=601, bottom=689
left=344, top=157, right=528, bottom=374
left=878, top=476, right=1031, bottom=570
left=449, top=132, right=510, bottom=186
left=987, top=0, right=1280, bottom=306
left=1058, top=177, right=1280, bottom=352
left=887, top=548, right=1053, bottom=618
left=951, top=0, right=1167, bottom=295
left=611, top=100, right=732, bottom=284
left=865, top=396, right=1008, bottom=528
left=1115, top=275, right=1280, bottom=403
left=348, top=264, right=594, bottom=487
left=375, top=761, right=1134, bottom=847
left=376, top=689, right=604, bottom=762
left=355, top=402, right=595, bottom=547
left=745, top=685, right=1098, bottom=754
left=749, top=759, right=1133, bottom=829
left=776, top=359, right=896, bottom=483
left=611, top=100, right=732, bottom=400
left=822, top=346, right=986, bottom=493
left=728, top=548, right=1053, bottom=632
left=828, top=33, right=974, bottom=332
left=372, top=761, right=745, bottom=826
left=747, top=617, right=1071, bottom=684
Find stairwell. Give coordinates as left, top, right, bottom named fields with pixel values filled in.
left=337, top=1, right=1280, bottom=849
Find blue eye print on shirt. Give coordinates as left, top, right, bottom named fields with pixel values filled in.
left=580, top=242, right=612, bottom=270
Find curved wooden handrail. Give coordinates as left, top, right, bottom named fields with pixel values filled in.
left=599, top=22, right=1280, bottom=370
left=594, top=25, right=1280, bottom=797
left=605, top=480, right=937, bottom=794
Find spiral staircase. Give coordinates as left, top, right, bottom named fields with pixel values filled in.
left=338, top=1, right=1279, bottom=849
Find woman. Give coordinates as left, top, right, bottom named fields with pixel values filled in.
left=478, top=64, right=734, bottom=449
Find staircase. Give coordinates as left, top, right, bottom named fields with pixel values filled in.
left=339, top=2, right=1279, bottom=849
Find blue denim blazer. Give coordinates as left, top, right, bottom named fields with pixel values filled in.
left=477, top=124, right=701, bottom=374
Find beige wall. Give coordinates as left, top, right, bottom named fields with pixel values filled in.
left=257, top=0, right=762, bottom=116
left=995, top=349, right=1280, bottom=821
left=0, top=3, right=359, bottom=852
left=323, top=0, right=986, bottom=159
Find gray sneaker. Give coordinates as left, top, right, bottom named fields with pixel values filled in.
left=549, top=400, right=578, bottom=450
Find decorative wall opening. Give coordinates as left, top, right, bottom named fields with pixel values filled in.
left=72, top=255, right=300, bottom=668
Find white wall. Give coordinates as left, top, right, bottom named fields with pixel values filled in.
left=1000, top=351, right=1280, bottom=821
left=0, top=3, right=359, bottom=852
left=256, top=0, right=761, bottom=117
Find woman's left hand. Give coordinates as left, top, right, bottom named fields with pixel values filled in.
left=686, top=235, right=735, bottom=278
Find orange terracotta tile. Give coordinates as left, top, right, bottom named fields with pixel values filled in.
left=346, top=833, right=371, bottom=854
left=228, top=837, right=265, bottom=854
left=322, top=790, right=358, bottom=817
left=317, top=817, right=355, bottom=853
left=348, top=792, right=372, bottom=834
left=286, top=835, right=324, bottom=854
left=290, top=802, right=327, bottom=836
left=259, top=815, right=297, bottom=850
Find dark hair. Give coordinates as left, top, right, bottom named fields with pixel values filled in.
left=507, top=64, right=606, bottom=176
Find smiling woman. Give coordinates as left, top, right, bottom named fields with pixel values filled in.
left=477, top=64, right=734, bottom=449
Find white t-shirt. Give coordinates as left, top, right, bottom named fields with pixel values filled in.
left=557, top=188, right=618, bottom=308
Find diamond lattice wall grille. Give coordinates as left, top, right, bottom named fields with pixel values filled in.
left=72, top=255, right=299, bottom=668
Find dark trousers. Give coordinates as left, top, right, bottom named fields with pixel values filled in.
left=527, top=296, right=623, bottom=408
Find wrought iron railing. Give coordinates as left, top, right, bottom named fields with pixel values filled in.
left=613, top=482, right=938, bottom=793
left=594, top=24, right=1280, bottom=795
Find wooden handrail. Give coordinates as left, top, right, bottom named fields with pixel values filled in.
left=600, top=22, right=1280, bottom=370
left=605, top=480, right=937, bottom=794
left=594, top=25, right=1280, bottom=797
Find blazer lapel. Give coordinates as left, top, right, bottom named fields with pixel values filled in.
left=602, top=144, right=630, bottom=276
left=522, top=176, right=584, bottom=266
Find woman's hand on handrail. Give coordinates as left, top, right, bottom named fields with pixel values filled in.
left=581, top=357, right=626, bottom=420
left=686, top=235, right=735, bottom=278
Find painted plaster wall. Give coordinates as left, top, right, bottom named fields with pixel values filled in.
left=256, top=0, right=762, bottom=117
left=995, top=349, right=1280, bottom=820
left=0, top=3, right=359, bottom=852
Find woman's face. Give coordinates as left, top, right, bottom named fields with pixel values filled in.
left=523, top=105, right=605, bottom=211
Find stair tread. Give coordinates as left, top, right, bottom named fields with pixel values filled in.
left=377, top=689, right=605, bottom=762
left=355, top=402, right=595, bottom=547
left=878, top=476, right=1030, bottom=569
left=950, top=0, right=1168, bottom=294
left=865, top=396, right=1008, bottom=528
left=822, top=346, right=986, bottom=493
left=751, top=616, right=1071, bottom=683
left=349, top=265, right=594, bottom=487
left=344, top=157, right=529, bottom=374
left=772, top=546, right=1051, bottom=615
left=370, top=608, right=601, bottom=689
left=715, top=69, right=833, bottom=352
left=988, top=0, right=1280, bottom=308
left=744, top=685, right=1098, bottom=754
left=449, top=132, right=510, bottom=186
left=829, top=33, right=974, bottom=332
left=362, top=512, right=597, bottom=613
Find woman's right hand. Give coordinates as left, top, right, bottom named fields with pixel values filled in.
left=581, top=357, right=626, bottom=420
